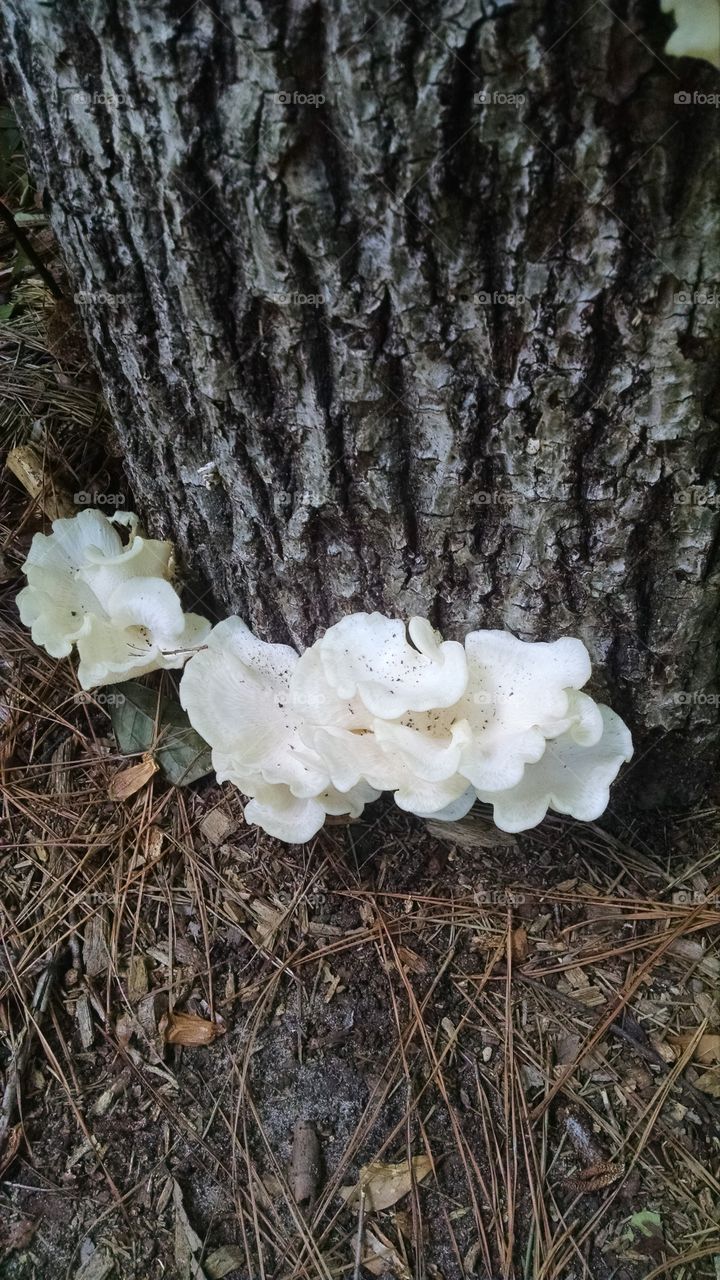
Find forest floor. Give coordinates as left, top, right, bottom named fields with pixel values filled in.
left=1, top=117, right=720, bottom=1280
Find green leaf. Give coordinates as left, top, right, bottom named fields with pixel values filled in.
left=108, top=681, right=213, bottom=787
left=620, top=1210, right=665, bottom=1262
left=0, top=302, right=16, bottom=321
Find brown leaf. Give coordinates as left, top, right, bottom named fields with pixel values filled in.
left=161, top=1011, right=225, bottom=1046
left=396, top=946, right=429, bottom=975
left=108, top=753, right=158, bottom=801
left=565, top=1160, right=624, bottom=1194
left=669, top=1032, right=720, bottom=1065
left=694, top=1067, right=720, bottom=1097
left=341, top=1156, right=433, bottom=1212
left=0, top=1124, right=22, bottom=1177
left=6, top=1217, right=37, bottom=1252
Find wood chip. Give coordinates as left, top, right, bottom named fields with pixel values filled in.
left=128, top=955, right=149, bottom=1003
left=75, top=992, right=94, bottom=1049
left=200, top=808, right=236, bottom=846
left=84, top=913, right=109, bottom=979
left=290, top=1120, right=321, bottom=1210
left=424, top=812, right=516, bottom=848
left=511, top=926, right=528, bottom=963
left=5, top=444, right=75, bottom=519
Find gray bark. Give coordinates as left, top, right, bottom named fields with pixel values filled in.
left=2, top=0, right=719, bottom=801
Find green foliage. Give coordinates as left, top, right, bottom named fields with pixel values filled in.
left=108, top=680, right=213, bottom=786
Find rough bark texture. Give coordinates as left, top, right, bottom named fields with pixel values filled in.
left=1, top=0, right=720, bottom=798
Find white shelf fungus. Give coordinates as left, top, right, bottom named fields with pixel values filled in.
left=16, top=509, right=210, bottom=688
left=180, top=610, right=633, bottom=842
left=178, top=616, right=380, bottom=841
left=16, top=511, right=633, bottom=842
left=661, top=0, right=720, bottom=66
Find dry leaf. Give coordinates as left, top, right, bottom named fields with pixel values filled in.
left=161, top=1011, right=225, bottom=1046
left=396, top=946, right=428, bottom=975
left=358, top=1226, right=410, bottom=1278
left=108, top=753, right=158, bottom=801
left=6, top=1217, right=37, bottom=1253
left=205, top=1245, right=245, bottom=1279
left=669, top=1032, right=720, bottom=1065
left=172, top=1178, right=204, bottom=1278
left=0, top=1124, right=22, bottom=1177
left=566, top=1160, right=624, bottom=1193
left=341, top=1155, right=433, bottom=1212
left=74, top=1250, right=115, bottom=1280
left=249, top=897, right=285, bottom=949
left=694, top=1067, right=720, bottom=1097
left=667, top=939, right=719, bottom=980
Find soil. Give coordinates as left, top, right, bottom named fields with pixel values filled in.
left=2, top=761, right=719, bottom=1280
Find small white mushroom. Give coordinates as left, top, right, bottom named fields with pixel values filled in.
left=16, top=508, right=210, bottom=688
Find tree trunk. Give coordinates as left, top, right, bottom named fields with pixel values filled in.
left=2, top=0, right=719, bottom=801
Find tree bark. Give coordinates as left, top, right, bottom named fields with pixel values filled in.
left=2, top=0, right=719, bottom=801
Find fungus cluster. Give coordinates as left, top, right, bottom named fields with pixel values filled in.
left=16, top=508, right=210, bottom=689
left=18, top=510, right=633, bottom=843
